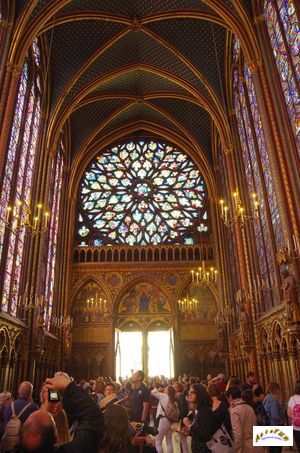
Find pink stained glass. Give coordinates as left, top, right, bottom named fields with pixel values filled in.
left=45, top=149, right=64, bottom=328
left=264, top=0, right=300, bottom=157
left=1, top=40, right=42, bottom=314
left=244, top=64, right=283, bottom=251
left=233, top=70, right=272, bottom=308
left=0, top=63, right=28, bottom=262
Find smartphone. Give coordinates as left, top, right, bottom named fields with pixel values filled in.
left=48, top=389, right=60, bottom=402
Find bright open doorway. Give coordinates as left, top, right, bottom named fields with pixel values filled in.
left=148, top=330, right=174, bottom=377
left=115, top=328, right=174, bottom=379
left=115, top=330, right=142, bottom=379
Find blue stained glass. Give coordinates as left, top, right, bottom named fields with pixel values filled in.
left=79, top=140, right=207, bottom=246
left=264, top=0, right=300, bottom=157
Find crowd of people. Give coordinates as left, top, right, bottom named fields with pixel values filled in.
left=0, top=370, right=299, bottom=453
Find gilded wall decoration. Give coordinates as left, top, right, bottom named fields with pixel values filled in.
left=178, top=282, right=217, bottom=322
left=72, top=280, right=109, bottom=323
left=119, top=282, right=170, bottom=314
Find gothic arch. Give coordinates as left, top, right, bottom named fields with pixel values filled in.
left=114, top=277, right=175, bottom=316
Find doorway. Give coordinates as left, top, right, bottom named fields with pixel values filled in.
left=115, top=326, right=174, bottom=378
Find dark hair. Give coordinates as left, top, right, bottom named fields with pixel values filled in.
left=207, top=383, right=221, bottom=398
left=136, top=370, right=145, bottom=381
left=266, top=382, right=280, bottom=397
left=191, top=384, right=212, bottom=410
left=105, top=383, right=116, bottom=391
left=294, top=380, right=300, bottom=395
left=174, top=382, right=184, bottom=393
left=241, top=389, right=254, bottom=406
left=247, top=371, right=256, bottom=378
left=226, top=387, right=241, bottom=399
left=168, top=386, right=176, bottom=404
left=99, top=405, right=131, bottom=453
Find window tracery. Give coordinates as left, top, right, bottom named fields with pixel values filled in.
left=45, top=144, right=64, bottom=327
left=264, top=0, right=300, bottom=157
left=78, top=140, right=208, bottom=247
left=0, top=39, right=42, bottom=315
left=233, top=58, right=283, bottom=308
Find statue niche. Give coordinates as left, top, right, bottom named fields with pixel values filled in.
left=281, top=270, right=299, bottom=324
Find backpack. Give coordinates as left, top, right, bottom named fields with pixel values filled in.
left=162, top=401, right=180, bottom=422
left=256, top=404, right=270, bottom=426
left=0, top=401, right=31, bottom=451
left=291, top=398, right=300, bottom=427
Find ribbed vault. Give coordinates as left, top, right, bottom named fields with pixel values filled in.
left=12, top=0, right=260, bottom=176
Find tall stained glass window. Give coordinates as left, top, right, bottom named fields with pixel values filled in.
left=45, top=145, right=64, bottom=327
left=0, top=39, right=42, bottom=315
left=78, top=140, right=208, bottom=246
left=233, top=58, right=283, bottom=308
left=264, top=0, right=300, bottom=157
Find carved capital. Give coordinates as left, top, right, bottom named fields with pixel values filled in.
left=247, top=58, right=263, bottom=73
left=0, top=20, right=13, bottom=30
left=254, top=14, right=265, bottom=25
left=6, top=62, right=23, bottom=77
left=224, top=144, right=233, bottom=155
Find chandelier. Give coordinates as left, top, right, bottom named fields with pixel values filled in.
left=219, top=188, right=259, bottom=228
left=178, top=294, right=199, bottom=312
left=5, top=201, right=49, bottom=234
left=191, top=261, right=218, bottom=286
left=86, top=294, right=108, bottom=314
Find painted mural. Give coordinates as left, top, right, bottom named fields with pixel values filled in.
left=73, top=281, right=108, bottom=323
left=119, top=282, right=170, bottom=314
left=179, top=283, right=217, bottom=322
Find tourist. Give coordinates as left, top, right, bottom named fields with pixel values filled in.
left=174, top=381, right=189, bottom=453
left=151, top=385, right=177, bottom=453
left=91, top=379, right=105, bottom=404
left=183, top=383, right=214, bottom=453
left=98, top=404, right=139, bottom=453
left=4, top=381, right=38, bottom=427
left=241, top=371, right=265, bottom=407
left=40, top=384, right=70, bottom=446
left=0, top=391, right=12, bottom=439
left=208, top=382, right=231, bottom=433
left=226, top=386, right=258, bottom=452
left=287, top=380, right=300, bottom=452
left=131, top=371, right=150, bottom=423
left=19, top=373, right=103, bottom=453
left=263, top=382, right=285, bottom=453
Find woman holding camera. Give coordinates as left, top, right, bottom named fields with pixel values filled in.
left=151, top=385, right=177, bottom=453
left=40, top=385, right=70, bottom=446
left=183, top=384, right=214, bottom=453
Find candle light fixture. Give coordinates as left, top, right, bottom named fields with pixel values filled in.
left=219, top=188, right=259, bottom=228
left=5, top=201, right=50, bottom=234
left=178, top=294, right=199, bottom=313
left=191, top=261, right=218, bottom=287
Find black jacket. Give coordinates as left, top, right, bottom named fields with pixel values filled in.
left=190, top=407, right=214, bottom=453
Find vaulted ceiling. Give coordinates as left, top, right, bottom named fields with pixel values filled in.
left=15, top=0, right=255, bottom=167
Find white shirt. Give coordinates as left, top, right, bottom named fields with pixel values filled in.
left=151, top=388, right=170, bottom=418
left=288, top=394, right=300, bottom=431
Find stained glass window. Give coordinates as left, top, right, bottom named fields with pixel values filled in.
left=78, top=140, right=208, bottom=246
left=264, top=0, right=300, bottom=157
left=0, top=41, right=42, bottom=315
left=233, top=62, right=283, bottom=308
left=45, top=146, right=64, bottom=327
left=232, top=35, right=240, bottom=63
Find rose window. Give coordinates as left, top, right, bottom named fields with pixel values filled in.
left=78, top=140, right=208, bottom=246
